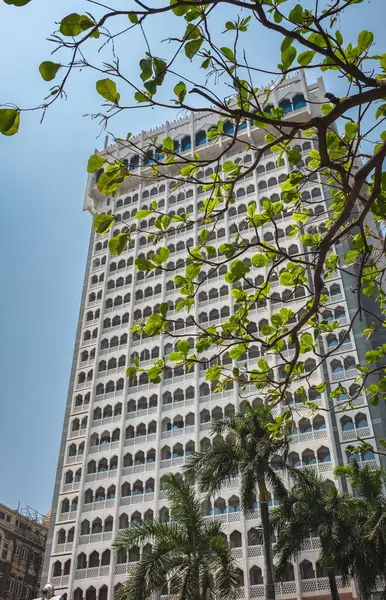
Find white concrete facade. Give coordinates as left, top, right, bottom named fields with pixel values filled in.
left=44, top=72, right=380, bottom=600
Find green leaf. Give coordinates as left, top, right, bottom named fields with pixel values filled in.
left=221, top=46, right=235, bottom=62
left=128, top=12, right=138, bottom=24
left=94, top=213, right=115, bottom=235
left=251, top=254, right=270, bottom=268
left=336, top=30, right=343, bottom=45
left=169, top=352, right=184, bottom=362
left=177, top=339, right=191, bottom=355
left=288, top=3, right=303, bottom=24
left=186, top=263, right=202, bottom=280
left=152, top=247, right=170, bottom=265
left=261, top=324, right=276, bottom=336
left=357, top=30, right=373, bottom=51
left=344, top=121, right=359, bottom=141
left=229, top=345, right=246, bottom=360
left=96, top=79, right=120, bottom=104
left=224, top=260, right=250, bottom=283
left=144, top=80, right=157, bottom=96
left=287, top=149, right=302, bottom=165
left=174, top=81, right=187, bottom=103
left=109, top=232, right=130, bottom=255
left=60, top=13, right=94, bottom=36
left=273, top=10, right=282, bottom=23
left=136, top=209, right=153, bottom=219
left=200, top=229, right=209, bottom=245
left=144, top=314, right=165, bottom=336
left=3, top=0, right=32, bottom=5
left=87, top=154, right=106, bottom=173
left=162, top=137, right=174, bottom=152
left=135, top=257, right=154, bottom=271
left=279, top=46, right=297, bottom=71
left=185, top=38, right=203, bottom=58
left=39, top=61, right=61, bottom=82
left=376, top=104, right=386, bottom=119
left=134, top=91, right=149, bottom=103
left=0, top=108, right=20, bottom=136
left=297, top=51, right=315, bottom=66
left=365, top=350, right=381, bottom=364
left=280, top=272, right=294, bottom=286
left=139, top=59, right=153, bottom=82
left=170, top=0, right=189, bottom=16
left=281, top=36, right=294, bottom=53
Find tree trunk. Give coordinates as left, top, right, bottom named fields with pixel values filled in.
left=326, top=568, right=340, bottom=600
left=259, top=490, right=276, bottom=600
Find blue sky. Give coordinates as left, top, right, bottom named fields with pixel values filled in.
left=0, top=0, right=384, bottom=515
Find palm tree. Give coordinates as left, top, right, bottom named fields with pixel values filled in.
left=185, top=403, right=293, bottom=600
left=335, top=461, right=386, bottom=596
left=270, top=468, right=364, bottom=600
left=113, top=473, right=239, bottom=600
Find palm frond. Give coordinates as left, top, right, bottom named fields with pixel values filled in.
left=185, top=438, right=240, bottom=495
left=160, top=473, right=203, bottom=540
left=113, top=520, right=185, bottom=553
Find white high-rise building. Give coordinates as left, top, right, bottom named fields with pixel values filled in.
left=43, top=72, right=385, bottom=600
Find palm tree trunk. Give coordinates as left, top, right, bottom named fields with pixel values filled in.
left=259, top=493, right=276, bottom=600
left=326, top=568, right=340, bottom=600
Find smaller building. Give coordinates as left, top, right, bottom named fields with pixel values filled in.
left=0, top=504, right=48, bottom=600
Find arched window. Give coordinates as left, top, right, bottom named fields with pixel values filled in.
left=195, top=130, right=206, bottom=146
left=279, top=98, right=292, bottom=115
left=223, top=120, right=234, bottom=135
left=181, top=135, right=191, bottom=151
left=293, top=93, right=307, bottom=110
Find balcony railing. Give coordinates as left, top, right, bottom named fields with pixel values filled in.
left=82, top=498, right=116, bottom=512
left=300, top=576, right=349, bottom=593
left=301, top=537, right=321, bottom=551
left=127, top=406, right=158, bottom=419
left=62, top=481, right=81, bottom=493
left=289, top=429, right=328, bottom=444
left=91, top=414, right=122, bottom=427
left=95, top=389, right=124, bottom=401
left=161, top=398, right=195, bottom=413
left=119, top=492, right=155, bottom=506
left=78, top=531, right=113, bottom=545
left=89, top=440, right=120, bottom=454
left=74, top=565, right=110, bottom=580
left=85, top=469, right=118, bottom=483
left=54, top=542, right=73, bottom=554
left=122, top=461, right=156, bottom=476
left=65, top=453, right=84, bottom=465
left=57, top=509, right=77, bottom=523
left=199, top=389, right=235, bottom=404
left=341, top=425, right=371, bottom=442
left=124, top=433, right=157, bottom=447
left=331, top=368, right=358, bottom=382
left=160, top=456, right=187, bottom=470
left=161, top=425, right=195, bottom=439
left=51, top=575, right=69, bottom=588
left=69, top=428, right=87, bottom=439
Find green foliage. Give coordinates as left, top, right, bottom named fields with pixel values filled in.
left=96, top=79, right=120, bottom=104
left=0, top=109, right=19, bottom=136
left=87, top=154, right=106, bottom=173
left=39, top=61, right=61, bottom=82
left=93, top=213, right=114, bottom=235
left=60, top=13, right=98, bottom=37
left=109, top=232, right=130, bottom=255
left=3, top=0, right=31, bottom=5
left=4, top=0, right=386, bottom=453
left=113, top=474, right=238, bottom=600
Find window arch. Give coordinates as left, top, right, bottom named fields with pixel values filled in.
left=195, top=130, right=206, bottom=146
